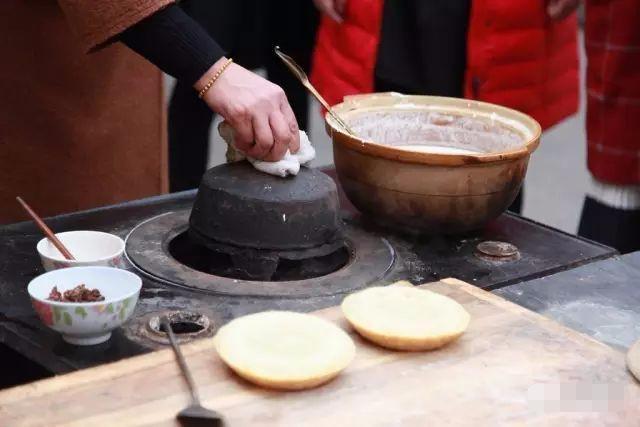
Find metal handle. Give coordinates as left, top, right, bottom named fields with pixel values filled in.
left=162, top=317, right=201, bottom=405
left=274, top=46, right=355, bottom=136
left=274, top=46, right=308, bottom=85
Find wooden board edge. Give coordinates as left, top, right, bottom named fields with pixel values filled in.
left=0, top=336, right=215, bottom=404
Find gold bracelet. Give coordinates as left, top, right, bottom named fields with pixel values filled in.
left=197, top=58, right=234, bottom=99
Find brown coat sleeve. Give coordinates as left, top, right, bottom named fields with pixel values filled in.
left=57, top=0, right=175, bottom=52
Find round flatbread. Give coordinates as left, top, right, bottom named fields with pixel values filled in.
left=214, top=311, right=355, bottom=390
left=341, top=285, right=470, bottom=351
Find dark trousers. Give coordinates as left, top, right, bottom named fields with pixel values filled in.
left=578, top=197, right=640, bottom=253
left=168, top=0, right=318, bottom=192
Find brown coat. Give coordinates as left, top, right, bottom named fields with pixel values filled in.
left=58, top=0, right=173, bottom=51
left=0, top=0, right=172, bottom=224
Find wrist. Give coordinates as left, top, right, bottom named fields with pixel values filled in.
left=194, top=56, right=232, bottom=97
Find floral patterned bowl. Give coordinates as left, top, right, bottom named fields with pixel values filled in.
left=37, top=230, right=126, bottom=271
left=28, top=266, right=141, bottom=346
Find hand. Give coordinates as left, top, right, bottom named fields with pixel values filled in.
left=547, top=0, right=580, bottom=20
left=198, top=58, right=300, bottom=161
left=313, top=0, right=347, bottom=23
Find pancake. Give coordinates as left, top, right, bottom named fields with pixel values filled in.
left=341, top=285, right=470, bottom=351
left=214, top=311, right=355, bottom=390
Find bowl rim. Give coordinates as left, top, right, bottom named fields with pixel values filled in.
left=28, top=266, right=142, bottom=307
left=325, top=93, right=542, bottom=166
left=36, top=230, right=125, bottom=264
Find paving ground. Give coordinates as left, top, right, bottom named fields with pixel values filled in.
left=169, top=35, right=590, bottom=235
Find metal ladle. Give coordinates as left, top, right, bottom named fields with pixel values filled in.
left=274, top=46, right=355, bottom=136
left=162, top=317, right=224, bottom=426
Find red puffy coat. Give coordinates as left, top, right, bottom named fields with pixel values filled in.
left=311, top=0, right=579, bottom=131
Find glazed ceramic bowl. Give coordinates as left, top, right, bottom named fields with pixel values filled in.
left=37, top=230, right=126, bottom=271
left=325, top=93, right=541, bottom=234
left=28, top=266, right=141, bottom=346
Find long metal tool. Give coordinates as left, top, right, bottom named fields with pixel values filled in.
left=162, top=317, right=224, bottom=426
left=274, top=46, right=355, bottom=136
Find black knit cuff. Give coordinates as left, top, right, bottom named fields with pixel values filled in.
left=120, top=4, right=226, bottom=86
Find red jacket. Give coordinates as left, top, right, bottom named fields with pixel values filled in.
left=311, top=0, right=579, bottom=131
left=584, top=0, right=640, bottom=185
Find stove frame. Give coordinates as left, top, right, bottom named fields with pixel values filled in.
left=0, top=180, right=616, bottom=383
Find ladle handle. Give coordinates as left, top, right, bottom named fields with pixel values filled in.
left=162, top=317, right=201, bottom=406
left=274, top=46, right=355, bottom=136
left=303, top=83, right=355, bottom=135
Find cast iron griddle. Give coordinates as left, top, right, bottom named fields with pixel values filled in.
left=190, top=162, right=342, bottom=250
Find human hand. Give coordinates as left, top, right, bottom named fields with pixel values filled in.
left=313, top=0, right=347, bottom=23
left=198, top=58, right=300, bottom=161
left=547, top=0, right=580, bottom=20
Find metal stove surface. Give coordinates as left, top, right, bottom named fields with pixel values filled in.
left=0, top=186, right=615, bottom=377
left=126, top=210, right=395, bottom=298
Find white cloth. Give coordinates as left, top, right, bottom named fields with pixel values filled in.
left=218, top=121, right=316, bottom=178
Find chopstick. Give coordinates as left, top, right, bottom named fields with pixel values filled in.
left=16, top=196, right=76, bottom=260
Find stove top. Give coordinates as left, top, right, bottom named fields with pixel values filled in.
left=127, top=210, right=394, bottom=297
left=0, top=179, right=616, bottom=378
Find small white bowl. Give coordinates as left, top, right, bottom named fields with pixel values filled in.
left=28, top=266, right=141, bottom=346
left=37, top=230, right=126, bottom=271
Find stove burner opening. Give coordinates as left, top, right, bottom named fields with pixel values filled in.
left=168, top=231, right=351, bottom=282
left=145, top=311, right=212, bottom=344
left=159, top=320, right=204, bottom=334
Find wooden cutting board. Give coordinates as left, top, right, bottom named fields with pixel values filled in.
left=1, top=278, right=638, bottom=426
